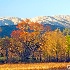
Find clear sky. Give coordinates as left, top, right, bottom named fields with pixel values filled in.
left=0, top=0, right=70, bottom=18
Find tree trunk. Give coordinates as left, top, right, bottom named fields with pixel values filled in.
left=48, top=55, right=50, bottom=62
left=6, top=48, right=8, bottom=63
left=67, top=50, right=70, bottom=62
left=39, top=52, right=42, bottom=62
left=56, top=51, right=58, bottom=62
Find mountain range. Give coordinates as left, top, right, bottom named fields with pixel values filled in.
left=1, top=15, right=70, bottom=27
left=0, top=15, right=70, bottom=37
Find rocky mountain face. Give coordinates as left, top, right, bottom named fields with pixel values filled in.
left=0, top=15, right=70, bottom=37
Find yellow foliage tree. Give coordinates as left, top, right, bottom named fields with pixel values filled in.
left=41, top=29, right=67, bottom=62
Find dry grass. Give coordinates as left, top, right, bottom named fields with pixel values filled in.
left=0, top=62, right=70, bottom=70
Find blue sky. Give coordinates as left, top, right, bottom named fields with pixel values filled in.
left=0, top=0, right=70, bottom=18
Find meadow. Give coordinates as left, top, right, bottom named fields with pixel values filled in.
left=0, top=63, right=70, bottom=70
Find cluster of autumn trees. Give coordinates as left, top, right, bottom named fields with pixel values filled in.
left=0, top=19, right=70, bottom=63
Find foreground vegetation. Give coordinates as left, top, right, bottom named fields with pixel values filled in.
left=0, top=19, right=70, bottom=63
left=0, top=63, right=70, bottom=70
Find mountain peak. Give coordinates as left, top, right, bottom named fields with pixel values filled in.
left=0, top=15, right=70, bottom=28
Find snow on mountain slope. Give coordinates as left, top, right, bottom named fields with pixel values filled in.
left=0, top=17, right=22, bottom=26
left=30, top=15, right=70, bottom=28
left=0, top=15, right=70, bottom=28
left=1, top=15, right=70, bottom=37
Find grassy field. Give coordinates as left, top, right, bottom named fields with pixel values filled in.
left=0, top=63, right=70, bottom=70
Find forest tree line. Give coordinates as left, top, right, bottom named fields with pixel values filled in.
left=0, top=19, right=70, bottom=63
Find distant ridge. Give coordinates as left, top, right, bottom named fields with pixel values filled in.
left=0, top=15, right=70, bottom=28
left=0, top=15, right=70, bottom=37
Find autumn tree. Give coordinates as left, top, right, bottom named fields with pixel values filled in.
left=0, top=37, right=11, bottom=63
left=0, top=38, right=6, bottom=63
left=41, top=29, right=67, bottom=62
left=8, top=38, right=23, bottom=63
left=63, top=28, right=70, bottom=35
left=11, top=19, right=46, bottom=62
left=66, top=35, right=70, bottom=61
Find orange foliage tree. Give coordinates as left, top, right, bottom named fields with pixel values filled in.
left=11, top=19, right=48, bottom=62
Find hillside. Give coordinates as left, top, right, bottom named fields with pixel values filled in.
left=30, top=15, right=70, bottom=28
left=0, top=15, right=70, bottom=27
left=0, top=15, right=70, bottom=37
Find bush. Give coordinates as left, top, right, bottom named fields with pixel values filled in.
left=0, top=57, right=6, bottom=63
left=10, top=57, right=21, bottom=63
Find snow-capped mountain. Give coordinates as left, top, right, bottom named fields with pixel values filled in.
left=0, top=17, right=22, bottom=26
left=30, top=15, right=70, bottom=28
left=1, top=15, right=70, bottom=37
left=0, top=15, right=70, bottom=28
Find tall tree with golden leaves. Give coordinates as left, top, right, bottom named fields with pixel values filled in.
left=41, top=29, right=67, bottom=62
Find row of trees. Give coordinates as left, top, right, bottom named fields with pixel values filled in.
left=0, top=19, right=70, bottom=63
